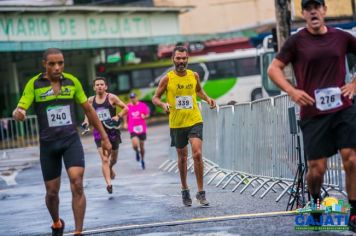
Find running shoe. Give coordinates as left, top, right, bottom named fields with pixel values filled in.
left=349, top=214, right=356, bottom=233
left=141, top=160, right=145, bottom=170
left=81, top=123, right=90, bottom=135
left=103, top=118, right=121, bottom=130
left=135, top=150, right=140, bottom=162
left=181, top=189, right=192, bottom=207
left=51, top=218, right=65, bottom=236
left=106, top=185, right=113, bottom=194
left=196, top=191, right=209, bottom=207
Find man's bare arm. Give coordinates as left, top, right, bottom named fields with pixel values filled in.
left=110, top=94, right=128, bottom=120
left=267, top=58, right=314, bottom=106
left=194, top=72, right=216, bottom=108
left=152, top=75, right=170, bottom=113
left=82, top=96, right=94, bottom=125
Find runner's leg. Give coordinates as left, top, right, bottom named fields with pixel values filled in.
left=98, top=147, right=111, bottom=186
left=176, top=147, right=189, bottom=190
left=189, top=137, right=204, bottom=192
left=44, top=177, right=61, bottom=222
left=67, top=166, right=86, bottom=233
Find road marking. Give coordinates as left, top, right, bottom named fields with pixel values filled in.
left=64, top=210, right=297, bottom=235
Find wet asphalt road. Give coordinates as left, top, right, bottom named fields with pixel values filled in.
left=0, top=123, right=355, bottom=236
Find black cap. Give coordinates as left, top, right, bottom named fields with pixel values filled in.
left=129, top=92, right=136, bottom=98
left=301, top=0, right=325, bottom=9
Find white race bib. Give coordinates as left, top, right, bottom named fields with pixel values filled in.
left=133, top=125, right=143, bottom=133
left=47, top=105, right=72, bottom=127
left=96, top=108, right=111, bottom=121
left=175, top=96, right=193, bottom=109
left=314, top=87, right=343, bottom=111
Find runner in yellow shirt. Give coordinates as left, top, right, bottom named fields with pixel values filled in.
left=152, top=46, right=216, bottom=207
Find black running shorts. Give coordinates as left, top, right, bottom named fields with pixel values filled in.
left=170, top=122, right=203, bottom=149
left=95, top=135, right=121, bottom=150
left=299, top=103, right=356, bottom=160
left=130, top=132, right=147, bottom=141
left=40, top=133, right=85, bottom=181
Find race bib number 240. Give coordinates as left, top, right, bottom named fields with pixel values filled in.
left=46, top=105, right=72, bottom=127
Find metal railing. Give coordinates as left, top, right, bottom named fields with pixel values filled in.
left=0, top=115, right=39, bottom=150
left=160, top=94, right=345, bottom=202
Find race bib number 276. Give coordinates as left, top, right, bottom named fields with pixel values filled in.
left=314, top=87, right=343, bottom=111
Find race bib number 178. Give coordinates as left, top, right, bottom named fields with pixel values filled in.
left=96, top=108, right=111, bottom=121
left=314, top=87, right=343, bottom=111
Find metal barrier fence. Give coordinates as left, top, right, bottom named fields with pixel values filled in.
left=0, top=115, right=39, bottom=150
left=159, top=94, right=345, bottom=202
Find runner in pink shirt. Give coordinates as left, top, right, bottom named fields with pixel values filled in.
left=126, top=92, right=150, bottom=169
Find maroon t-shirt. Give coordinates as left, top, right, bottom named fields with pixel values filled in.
left=276, top=27, right=356, bottom=119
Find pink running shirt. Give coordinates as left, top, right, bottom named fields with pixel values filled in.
left=127, top=101, right=150, bottom=134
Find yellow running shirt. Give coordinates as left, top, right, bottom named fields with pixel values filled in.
left=166, top=69, right=203, bottom=128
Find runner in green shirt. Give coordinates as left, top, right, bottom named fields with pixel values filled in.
left=12, top=48, right=111, bottom=236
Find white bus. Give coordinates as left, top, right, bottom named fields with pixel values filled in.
left=106, top=48, right=263, bottom=114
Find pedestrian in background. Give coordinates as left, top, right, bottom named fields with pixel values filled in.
left=125, top=92, right=150, bottom=170
left=82, top=77, right=128, bottom=194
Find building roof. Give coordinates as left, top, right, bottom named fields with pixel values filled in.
left=0, top=5, right=190, bottom=13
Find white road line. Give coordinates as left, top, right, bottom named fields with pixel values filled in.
left=64, top=210, right=297, bottom=235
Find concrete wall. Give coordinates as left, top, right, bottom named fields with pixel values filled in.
left=155, top=0, right=356, bottom=35
left=154, top=0, right=276, bottom=34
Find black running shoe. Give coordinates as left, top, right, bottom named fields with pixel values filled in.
left=103, top=119, right=121, bottom=130
left=181, top=189, right=192, bottom=207
left=51, top=218, right=65, bottom=236
left=141, top=160, right=145, bottom=170
left=106, top=185, right=113, bottom=194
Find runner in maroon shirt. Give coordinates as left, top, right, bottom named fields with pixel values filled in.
left=268, top=0, right=356, bottom=231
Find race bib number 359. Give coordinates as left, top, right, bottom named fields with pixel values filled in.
left=175, top=96, right=193, bottom=109
left=47, top=105, right=72, bottom=127
left=314, top=87, right=343, bottom=111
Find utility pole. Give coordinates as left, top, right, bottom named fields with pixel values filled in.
left=274, top=0, right=294, bottom=83
left=274, top=0, right=291, bottom=51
